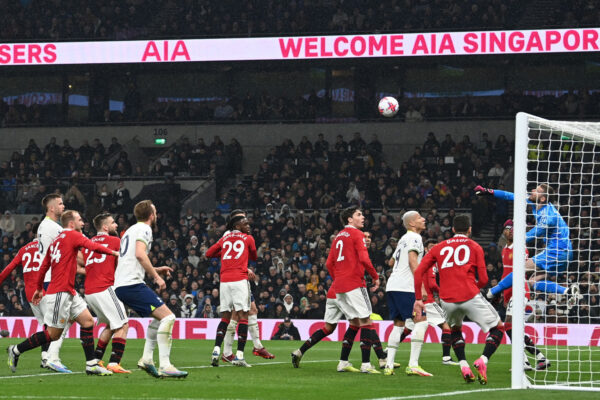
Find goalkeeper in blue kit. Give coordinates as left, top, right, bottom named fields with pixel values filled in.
left=475, top=184, right=581, bottom=308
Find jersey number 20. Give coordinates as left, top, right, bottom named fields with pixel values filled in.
left=439, top=245, right=470, bottom=269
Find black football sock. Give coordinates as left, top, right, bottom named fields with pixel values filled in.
left=300, top=326, right=332, bottom=354
left=340, top=325, right=359, bottom=361
left=236, top=319, right=248, bottom=353
left=95, top=339, right=108, bottom=361
left=451, top=329, right=466, bottom=361
left=482, top=327, right=503, bottom=360
left=80, top=326, right=96, bottom=362
left=400, top=328, right=412, bottom=342
left=108, top=337, right=126, bottom=364
left=524, top=334, right=541, bottom=356
left=214, top=319, right=230, bottom=348
left=360, top=327, right=372, bottom=364
left=442, top=329, right=452, bottom=358
left=17, top=331, right=52, bottom=354
left=41, top=325, right=50, bottom=353
left=367, top=325, right=386, bottom=359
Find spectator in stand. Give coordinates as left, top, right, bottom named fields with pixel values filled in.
left=271, top=317, right=301, bottom=340
left=0, top=212, right=16, bottom=238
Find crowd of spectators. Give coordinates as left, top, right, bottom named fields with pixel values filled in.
left=1, top=130, right=598, bottom=326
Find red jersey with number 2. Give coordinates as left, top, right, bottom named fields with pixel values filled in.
left=0, top=240, right=43, bottom=302
left=415, top=234, right=488, bottom=303
left=206, top=230, right=257, bottom=282
left=326, top=225, right=378, bottom=294
left=83, top=233, right=121, bottom=295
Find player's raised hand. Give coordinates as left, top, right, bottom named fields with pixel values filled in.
left=156, top=266, right=173, bottom=279
left=474, top=185, right=494, bottom=196
left=32, top=289, right=43, bottom=305
left=154, top=275, right=166, bottom=290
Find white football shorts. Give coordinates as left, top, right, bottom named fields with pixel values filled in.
left=85, top=287, right=128, bottom=330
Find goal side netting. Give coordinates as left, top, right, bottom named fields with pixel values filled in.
left=512, top=112, right=600, bottom=390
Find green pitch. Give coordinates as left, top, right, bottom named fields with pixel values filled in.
left=0, top=339, right=598, bottom=399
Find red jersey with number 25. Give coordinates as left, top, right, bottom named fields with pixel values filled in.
left=326, top=225, right=378, bottom=294
left=0, top=240, right=43, bottom=302
left=206, top=230, right=257, bottom=282
left=37, top=229, right=116, bottom=295
left=415, top=234, right=488, bottom=303
left=83, top=233, right=121, bottom=295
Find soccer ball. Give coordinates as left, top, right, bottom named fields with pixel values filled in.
left=378, top=96, right=399, bottom=117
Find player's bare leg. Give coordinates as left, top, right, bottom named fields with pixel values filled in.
left=150, top=305, right=187, bottom=378
left=292, top=322, right=336, bottom=368
left=406, top=313, right=433, bottom=377
left=249, top=302, right=273, bottom=359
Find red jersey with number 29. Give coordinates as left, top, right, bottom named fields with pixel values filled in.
left=206, top=230, right=257, bottom=282
left=83, top=233, right=121, bottom=295
left=37, top=229, right=116, bottom=295
left=0, top=240, right=43, bottom=302
left=414, top=234, right=488, bottom=303
left=326, top=225, right=378, bottom=294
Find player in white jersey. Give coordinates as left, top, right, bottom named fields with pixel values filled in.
left=113, top=200, right=187, bottom=378
left=36, top=193, right=70, bottom=373
left=384, top=211, right=431, bottom=377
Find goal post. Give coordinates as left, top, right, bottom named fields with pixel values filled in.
left=512, top=112, right=600, bottom=391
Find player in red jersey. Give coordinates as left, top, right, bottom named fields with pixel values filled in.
left=331, top=206, right=383, bottom=374
left=6, top=210, right=118, bottom=375
left=486, top=219, right=549, bottom=371
left=413, top=215, right=503, bottom=385
left=83, top=212, right=130, bottom=374
left=207, top=215, right=257, bottom=367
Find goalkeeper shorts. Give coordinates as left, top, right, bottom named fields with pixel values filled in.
left=532, top=248, right=573, bottom=274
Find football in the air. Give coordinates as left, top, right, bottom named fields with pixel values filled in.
left=378, top=96, right=399, bottom=117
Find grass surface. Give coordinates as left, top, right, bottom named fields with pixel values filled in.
left=0, top=338, right=598, bottom=399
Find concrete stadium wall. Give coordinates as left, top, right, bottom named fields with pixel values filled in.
left=0, top=120, right=516, bottom=170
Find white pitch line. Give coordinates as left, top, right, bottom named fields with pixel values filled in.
left=368, top=388, right=514, bottom=400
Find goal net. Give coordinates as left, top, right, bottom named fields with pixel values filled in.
left=512, top=112, right=600, bottom=390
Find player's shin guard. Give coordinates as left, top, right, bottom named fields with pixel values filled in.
left=300, top=326, right=332, bottom=354
left=80, top=326, right=96, bottom=362
left=367, top=325, right=386, bottom=360
left=441, top=329, right=452, bottom=358
left=16, top=330, right=52, bottom=354
left=360, top=327, right=372, bottom=364
left=482, top=327, right=503, bottom=360
left=248, top=314, right=263, bottom=349
left=157, top=314, right=175, bottom=368
left=223, top=320, right=237, bottom=356
left=143, top=319, right=159, bottom=362
left=236, top=319, right=248, bottom=354
left=385, top=325, right=403, bottom=369
left=408, top=321, right=427, bottom=367
left=109, top=337, right=126, bottom=364
left=340, top=325, right=359, bottom=361
left=95, top=339, right=108, bottom=361
left=451, top=329, right=467, bottom=361
left=214, top=318, right=230, bottom=348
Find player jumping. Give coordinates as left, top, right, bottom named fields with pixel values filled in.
left=7, top=210, right=117, bottom=375
left=414, top=214, right=504, bottom=385
left=208, top=214, right=256, bottom=367
left=384, top=211, right=432, bottom=377
left=114, top=200, right=187, bottom=378
left=474, top=185, right=580, bottom=306
left=83, top=212, right=130, bottom=373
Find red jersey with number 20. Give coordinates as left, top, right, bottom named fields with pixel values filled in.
left=415, top=234, right=488, bottom=303
left=83, top=233, right=121, bottom=295
left=0, top=240, right=43, bottom=302
left=326, top=225, right=378, bottom=294
left=37, top=229, right=116, bottom=295
left=206, top=230, right=257, bottom=282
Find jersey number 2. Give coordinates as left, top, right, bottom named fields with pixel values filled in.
left=335, top=240, right=345, bottom=262
left=439, top=245, right=470, bottom=269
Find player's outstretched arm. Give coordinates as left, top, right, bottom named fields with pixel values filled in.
left=474, top=186, right=515, bottom=201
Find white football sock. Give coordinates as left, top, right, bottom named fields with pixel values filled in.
left=223, top=320, right=237, bottom=356
left=48, top=322, right=69, bottom=362
left=143, top=319, right=160, bottom=362
left=408, top=321, right=428, bottom=367
left=248, top=314, right=262, bottom=349
left=385, top=325, right=403, bottom=369
left=157, top=314, right=175, bottom=368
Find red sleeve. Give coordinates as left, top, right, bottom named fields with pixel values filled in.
left=354, top=231, right=378, bottom=280
left=206, top=239, right=222, bottom=258
left=0, top=249, right=22, bottom=284
left=325, top=245, right=335, bottom=280
left=474, top=244, right=488, bottom=288
left=426, top=268, right=439, bottom=293
left=414, top=250, right=436, bottom=299
left=77, top=233, right=115, bottom=255
left=247, top=236, right=257, bottom=261
left=36, top=252, right=51, bottom=291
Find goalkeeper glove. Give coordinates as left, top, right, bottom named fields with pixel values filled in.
left=474, top=185, right=494, bottom=196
